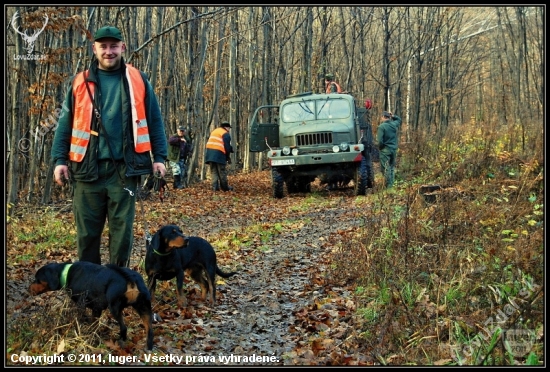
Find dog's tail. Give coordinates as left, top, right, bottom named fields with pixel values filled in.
left=216, top=266, right=237, bottom=278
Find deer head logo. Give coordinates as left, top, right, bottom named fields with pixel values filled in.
left=11, top=11, right=49, bottom=55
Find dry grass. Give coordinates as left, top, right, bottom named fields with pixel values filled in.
left=6, top=120, right=543, bottom=366
left=326, top=121, right=544, bottom=365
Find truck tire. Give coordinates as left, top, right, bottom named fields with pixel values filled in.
left=272, top=167, right=285, bottom=199
left=354, top=156, right=368, bottom=196
left=365, top=156, right=375, bottom=189
left=362, top=148, right=375, bottom=189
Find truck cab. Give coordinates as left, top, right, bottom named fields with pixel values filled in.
left=249, top=92, right=375, bottom=198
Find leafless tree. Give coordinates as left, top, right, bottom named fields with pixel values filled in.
left=5, top=6, right=544, bottom=206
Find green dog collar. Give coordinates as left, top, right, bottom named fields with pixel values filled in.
left=60, top=264, right=72, bottom=288
left=153, top=248, right=172, bottom=256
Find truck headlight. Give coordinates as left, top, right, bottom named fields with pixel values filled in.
left=340, top=142, right=349, bottom=151
left=292, top=148, right=299, bottom=156
left=282, top=146, right=291, bottom=155
left=332, top=145, right=340, bottom=153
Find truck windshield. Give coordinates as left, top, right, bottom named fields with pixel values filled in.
left=282, top=98, right=350, bottom=122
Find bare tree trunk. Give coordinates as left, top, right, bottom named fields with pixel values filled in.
left=297, top=7, right=314, bottom=92
left=7, top=7, right=25, bottom=208
left=516, top=7, right=529, bottom=152
left=193, top=7, right=208, bottom=182
left=262, top=7, right=272, bottom=106
left=148, top=7, right=164, bottom=89
left=229, top=10, right=238, bottom=167
left=41, top=160, right=56, bottom=204
left=27, top=33, right=56, bottom=203
left=4, top=6, right=546, bottom=202
left=381, top=7, right=392, bottom=111
left=338, top=7, right=351, bottom=89
left=245, top=7, right=260, bottom=172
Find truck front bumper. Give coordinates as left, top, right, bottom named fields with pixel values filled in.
left=268, top=144, right=364, bottom=167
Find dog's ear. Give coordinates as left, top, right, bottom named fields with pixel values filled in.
left=35, top=264, right=61, bottom=291
left=46, top=265, right=62, bottom=290
left=149, top=230, right=160, bottom=251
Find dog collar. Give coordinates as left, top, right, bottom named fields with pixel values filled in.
left=153, top=248, right=172, bottom=256
left=60, top=264, right=72, bottom=288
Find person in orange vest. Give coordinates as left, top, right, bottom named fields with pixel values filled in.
left=51, top=26, right=168, bottom=267
left=205, top=122, right=234, bottom=191
left=325, top=73, right=343, bottom=93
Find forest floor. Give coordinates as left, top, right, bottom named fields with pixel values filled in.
left=6, top=170, right=379, bottom=366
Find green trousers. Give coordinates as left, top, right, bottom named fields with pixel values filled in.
left=379, top=149, right=396, bottom=188
left=72, top=160, right=138, bottom=266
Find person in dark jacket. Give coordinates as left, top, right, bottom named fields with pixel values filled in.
left=376, top=111, right=402, bottom=189
left=205, top=122, right=234, bottom=191
left=51, top=26, right=167, bottom=267
left=168, top=126, right=191, bottom=189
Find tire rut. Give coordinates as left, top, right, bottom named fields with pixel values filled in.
left=169, top=206, right=360, bottom=365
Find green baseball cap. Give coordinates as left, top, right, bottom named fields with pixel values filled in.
left=94, top=26, right=123, bottom=41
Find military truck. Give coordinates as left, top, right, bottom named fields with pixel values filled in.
left=249, top=92, right=375, bottom=198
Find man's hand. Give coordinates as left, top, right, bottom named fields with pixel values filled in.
left=153, top=162, right=167, bottom=177
left=54, top=165, right=69, bottom=186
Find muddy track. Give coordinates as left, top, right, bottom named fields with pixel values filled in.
left=7, top=172, right=369, bottom=366
left=149, top=203, right=361, bottom=366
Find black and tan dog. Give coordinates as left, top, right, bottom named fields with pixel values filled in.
left=145, top=224, right=237, bottom=308
left=29, top=261, right=154, bottom=350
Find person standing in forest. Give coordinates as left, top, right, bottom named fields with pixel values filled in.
left=51, top=25, right=167, bottom=267
left=325, top=73, right=343, bottom=93
left=205, top=121, right=234, bottom=192
left=168, top=126, right=191, bottom=189
left=376, top=111, right=402, bottom=189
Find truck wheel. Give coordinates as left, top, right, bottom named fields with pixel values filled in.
left=366, top=158, right=375, bottom=189
left=272, top=168, right=285, bottom=198
left=354, top=156, right=368, bottom=196
left=362, top=150, right=375, bottom=189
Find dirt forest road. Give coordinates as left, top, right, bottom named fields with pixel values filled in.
left=170, top=209, right=363, bottom=366
left=143, top=172, right=370, bottom=366
left=7, top=171, right=375, bottom=366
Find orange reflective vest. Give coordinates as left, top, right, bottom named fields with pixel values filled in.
left=325, top=81, right=342, bottom=94
left=69, top=64, right=151, bottom=162
left=206, top=127, right=228, bottom=154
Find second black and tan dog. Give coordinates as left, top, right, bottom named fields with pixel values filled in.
left=145, top=224, right=237, bottom=308
left=29, top=261, right=154, bottom=350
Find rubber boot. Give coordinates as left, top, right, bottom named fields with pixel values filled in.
left=174, top=175, right=184, bottom=189
left=178, top=174, right=185, bottom=190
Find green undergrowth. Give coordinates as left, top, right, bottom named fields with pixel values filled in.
left=327, top=122, right=544, bottom=365
left=5, top=121, right=543, bottom=365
